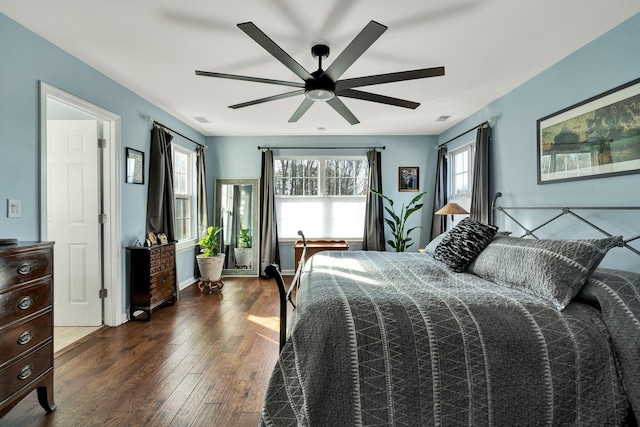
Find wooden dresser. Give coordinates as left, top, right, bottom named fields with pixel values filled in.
left=127, top=242, right=177, bottom=321
left=0, top=241, right=56, bottom=418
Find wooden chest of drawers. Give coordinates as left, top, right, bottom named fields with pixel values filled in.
left=127, top=243, right=177, bottom=321
left=0, top=241, right=56, bottom=418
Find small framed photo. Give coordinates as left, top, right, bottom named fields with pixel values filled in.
left=126, top=148, right=144, bottom=184
left=398, top=166, right=419, bottom=192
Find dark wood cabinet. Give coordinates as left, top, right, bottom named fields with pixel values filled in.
left=0, top=241, right=56, bottom=418
left=127, top=243, right=177, bottom=321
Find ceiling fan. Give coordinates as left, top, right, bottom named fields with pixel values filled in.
left=195, top=20, right=445, bottom=125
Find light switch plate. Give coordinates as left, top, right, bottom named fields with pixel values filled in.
left=8, top=199, right=21, bottom=218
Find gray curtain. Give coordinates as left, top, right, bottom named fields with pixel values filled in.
left=260, top=150, right=280, bottom=275
left=146, top=126, right=176, bottom=241
left=362, top=149, right=385, bottom=251
left=431, top=146, right=448, bottom=240
left=196, top=146, right=208, bottom=239
left=470, top=126, right=491, bottom=223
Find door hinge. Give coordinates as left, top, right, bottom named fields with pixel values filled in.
left=98, top=138, right=107, bottom=149
left=99, top=288, right=108, bottom=299
left=98, top=213, right=107, bottom=224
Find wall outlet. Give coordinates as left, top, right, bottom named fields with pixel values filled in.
left=8, top=199, right=21, bottom=218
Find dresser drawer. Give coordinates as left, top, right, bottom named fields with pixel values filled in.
left=0, top=280, right=52, bottom=326
left=0, top=312, right=52, bottom=364
left=150, top=270, right=175, bottom=304
left=0, top=247, right=52, bottom=291
left=0, top=341, right=53, bottom=404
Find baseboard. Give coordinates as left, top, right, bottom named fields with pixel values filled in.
left=179, top=277, right=197, bottom=291
left=282, top=269, right=294, bottom=276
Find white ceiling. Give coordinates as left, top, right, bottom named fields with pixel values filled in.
left=2, top=0, right=639, bottom=136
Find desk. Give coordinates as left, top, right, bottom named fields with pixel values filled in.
left=293, top=240, right=349, bottom=272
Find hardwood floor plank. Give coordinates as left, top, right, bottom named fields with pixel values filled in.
left=0, top=276, right=286, bottom=427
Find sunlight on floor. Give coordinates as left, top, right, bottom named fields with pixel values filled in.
left=54, top=326, right=102, bottom=353
left=247, top=314, right=279, bottom=333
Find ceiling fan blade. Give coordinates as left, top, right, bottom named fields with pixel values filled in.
left=195, top=70, right=304, bottom=88
left=336, top=67, right=445, bottom=90
left=336, top=89, right=420, bottom=109
left=324, top=20, right=387, bottom=82
left=327, top=97, right=360, bottom=125
left=288, top=98, right=314, bottom=122
left=229, top=89, right=305, bottom=109
left=237, top=22, right=313, bottom=81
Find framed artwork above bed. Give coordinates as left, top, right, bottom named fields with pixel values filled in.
left=537, top=77, right=640, bottom=184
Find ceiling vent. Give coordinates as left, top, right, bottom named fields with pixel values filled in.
left=436, top=115, right=451, bottom=122
left=193, top=116, right=212, bottom=124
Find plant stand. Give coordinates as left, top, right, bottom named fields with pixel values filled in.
left=197, top=277, right=224, bottom=293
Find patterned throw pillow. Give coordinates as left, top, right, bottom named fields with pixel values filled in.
left=467, top=236, right=623, bottom=310
left=433, top=218, right=498, bottom=272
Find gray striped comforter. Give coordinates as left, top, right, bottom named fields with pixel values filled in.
left=260, top=251, right=638, bottom=426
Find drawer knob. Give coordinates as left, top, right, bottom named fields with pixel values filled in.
left=18, top=365, right=34, bottom=380
left=18, top=331, right=33, bottom=345
left=161, top=277, right=167, bottom=285
left=18, top=296, right=34, bottom=310
left=18, top=262, right=33, bottom=275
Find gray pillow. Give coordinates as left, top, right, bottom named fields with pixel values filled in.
left=467, top=236, right=623, bottom=310
left=433, top=218, right=499, bottom=272
left=423, top=231, right=449, bottom=254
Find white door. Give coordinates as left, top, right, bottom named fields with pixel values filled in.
left=47, top=120, right=102, bottom=326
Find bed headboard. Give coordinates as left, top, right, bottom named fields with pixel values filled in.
left=491, top=192, right=640, bottom=271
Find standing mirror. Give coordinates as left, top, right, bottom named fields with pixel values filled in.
left=215, top=178, right=260, bottom=277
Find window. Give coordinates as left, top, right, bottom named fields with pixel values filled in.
left=274, top=156, right=368, bottom=239
left=173, top=145, right=196, bottom=242
left=447, top=142, right=475, bottom=226
left=450, top=144, right=474, bottom=198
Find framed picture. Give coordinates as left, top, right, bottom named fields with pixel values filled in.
left=537, top=77, right=640, bottom=184
left=126, top=148, right=144, bottom=184
left=398, top=166, right=419, bottom=192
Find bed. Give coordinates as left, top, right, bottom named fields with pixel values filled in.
left=260, top=204, right=640, bottom=426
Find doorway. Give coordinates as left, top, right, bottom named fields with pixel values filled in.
left=39, top=83, right=122, bottom=342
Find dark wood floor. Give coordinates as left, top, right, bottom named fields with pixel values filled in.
left=1, top=275, right=289, bottom=427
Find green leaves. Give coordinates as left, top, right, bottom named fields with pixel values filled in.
left=198, top=226, right=223, bottom=257
left=371, top=190, right=428, bottom=252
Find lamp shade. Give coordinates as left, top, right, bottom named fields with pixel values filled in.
left=435, top=202, right=469, bottom=216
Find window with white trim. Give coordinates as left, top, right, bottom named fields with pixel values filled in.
left=172, top=145, right=196, bottom=242
left=274, top=156, right=368, bottom=239
left=447, top=142, right=475, bottom=226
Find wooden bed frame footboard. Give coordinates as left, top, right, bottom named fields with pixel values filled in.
left=265, top=230, right=307, bottom=352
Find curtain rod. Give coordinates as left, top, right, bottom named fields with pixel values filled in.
left=145, top=116, right=205, bottom=148
left=437, top=116, right=495, bottom=148
left=257, top=145, right=385, bottom=150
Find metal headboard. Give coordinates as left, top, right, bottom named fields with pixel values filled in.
left=491, top=192, right=640, bottom=257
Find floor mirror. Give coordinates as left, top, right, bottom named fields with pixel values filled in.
left=214, top=178, right=260, bottom=277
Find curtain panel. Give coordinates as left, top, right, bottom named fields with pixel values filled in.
left=146, top=126, right=176, bottom=241
left=362, top=149, right=385, bottom=251
left=470, top=126, right=491, bottom=223
left=196, top=146, right=208, bottom=239
left=431, top=146, right=448, bottom=240
left=260, top=150, right=280, bottom=276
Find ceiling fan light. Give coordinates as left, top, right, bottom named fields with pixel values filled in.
left=305, top=89, right=335, bottom=102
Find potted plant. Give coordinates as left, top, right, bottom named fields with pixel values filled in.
left=371, top=190, right=427, bottom=252
left=234, top=228, right=252, bottom=268
left=196, top=226, right=225, bottom=282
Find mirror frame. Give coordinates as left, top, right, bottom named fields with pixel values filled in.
left=214, top=178, right=260, bottom=277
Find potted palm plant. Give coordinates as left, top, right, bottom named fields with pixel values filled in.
left=371, top=190, right=427, bottom=252
left=196, top=226, right=225, bottom=282
left=233, top=228, right=252, bottom=268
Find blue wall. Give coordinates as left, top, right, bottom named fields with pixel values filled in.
left=438, top=12, right=640, bottom=272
